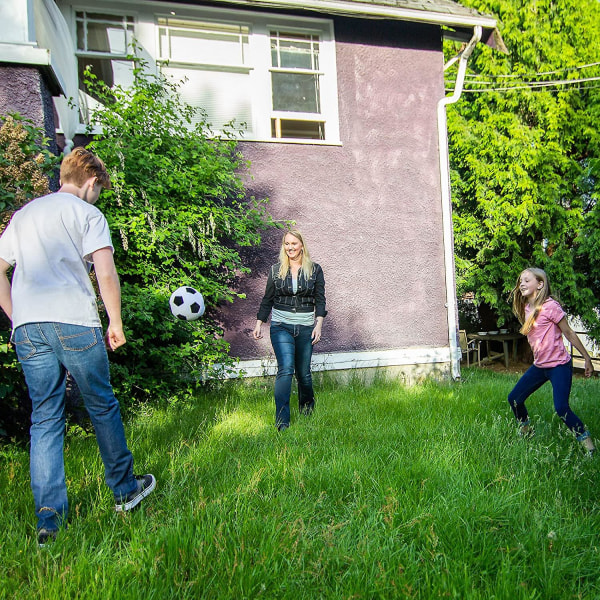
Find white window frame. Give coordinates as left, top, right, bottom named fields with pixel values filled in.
left=269, top=28, right=324, bottom=139
left=59, top=1, right=341, bottom=144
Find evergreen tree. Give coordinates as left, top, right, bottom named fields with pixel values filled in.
left=446, top=0, right=600, bottom=337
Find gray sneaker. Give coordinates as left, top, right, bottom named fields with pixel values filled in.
left=115, top=474, right=156, bottom=512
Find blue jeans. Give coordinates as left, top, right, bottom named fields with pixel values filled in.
left=270, top=322, right=315, bottom=427
left=12, top=323, right=137, bottom=531
left=508, top=359, right=588, bottom=437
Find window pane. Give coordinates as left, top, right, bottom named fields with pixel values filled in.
left=86, top=23, right=128, bottom=53
left=272, top=72, right=320, bottom=113
left=271, top=32, right=319, bottom=70
left=162, top=66, right=253, bottom=131
left=158, top=19, right=249, bottom=66
left=78, top=57, right=134, bottom=93
left=82, top=13, right=130, bottom=23
left=271, top=118, right=324, bottom=140
left=77, top=21, right=85, bottom=50
left=78, top=58, right=134, bottom=122
left=76, top=13, right=133, bottom=53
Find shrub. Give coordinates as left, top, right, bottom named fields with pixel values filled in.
left=84, top=58, right=277, bottom=404
left=0, top=114, right=59, bottom=439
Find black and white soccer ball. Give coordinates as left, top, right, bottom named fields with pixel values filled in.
left=169, top=286, right=205, bottom=321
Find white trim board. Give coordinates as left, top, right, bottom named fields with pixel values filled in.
left=226, top=347, right=452, bottom=378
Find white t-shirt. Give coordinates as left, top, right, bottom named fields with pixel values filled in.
left=0, top=192, right=114, bottom=329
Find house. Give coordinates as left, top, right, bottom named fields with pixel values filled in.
left=0, top=0, right=502, bottom=381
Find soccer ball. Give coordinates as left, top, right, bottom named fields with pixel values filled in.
left=169, top=286, right=205, bottom=321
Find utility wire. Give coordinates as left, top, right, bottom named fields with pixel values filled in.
left=457, top=75, right=600, bottom=92
left=464, top=61, right=600, bottom=80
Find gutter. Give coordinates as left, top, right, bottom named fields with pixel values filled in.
left=436, top=25, right=481, bottom=380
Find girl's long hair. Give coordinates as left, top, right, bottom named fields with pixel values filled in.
left=509, top=267, right=551, bottom=335
left=278, top=230, right=314, bottom=279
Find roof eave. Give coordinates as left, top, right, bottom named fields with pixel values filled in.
left=201, top=0, right=499, bottom=32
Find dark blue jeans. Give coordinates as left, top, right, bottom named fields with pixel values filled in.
left=270, top=322, right=315, bottom=427
left=507, top=359, right=587, bottom=437
left=12, top=323, right=137, bottom=531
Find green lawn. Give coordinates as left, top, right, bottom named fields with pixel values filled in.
left=1, top=368, right=599, bottom=599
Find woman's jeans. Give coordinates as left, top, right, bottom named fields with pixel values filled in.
left=12, top=323, right=137, bottom=531
left=270, top=322, right=315, bottom=427
left=508, top=359, right=587, bottom=437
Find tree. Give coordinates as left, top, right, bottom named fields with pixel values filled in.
left=446, top=0, right=600, bottom=337
left=84, top=59, right=277, bottom=403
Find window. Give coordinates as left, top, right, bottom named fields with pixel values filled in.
left=157, top=17, right=253, bottom=131
left=155, top=10, right=339, bottom=142
left=75, top=11, right=135, bottom=123
left=68, top=5, right=340, bottom=143
left=270, top=31, right=324, bottom=140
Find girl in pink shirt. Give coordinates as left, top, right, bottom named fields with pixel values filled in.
left=508, top=268, right=595, bottom=456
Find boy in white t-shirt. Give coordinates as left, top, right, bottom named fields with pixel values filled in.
left=0, top=148, right=156, bottom=546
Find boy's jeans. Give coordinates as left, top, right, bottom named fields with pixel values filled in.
left=12, top=322, right=136, bottom=531
left=270, top=322, right=315, bottom=428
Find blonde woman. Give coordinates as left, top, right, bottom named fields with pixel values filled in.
left=508, top=267, right=595, bottom=455
left=253, top=230, right=326, bottom=431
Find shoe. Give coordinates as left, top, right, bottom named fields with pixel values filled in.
left=580, top=435, right=596, bottom=457
left=37, top=528, right=58, bottom=547
left=277, top=424, right=289, bottom=432
left=519, top=424, right=534, bottom=438
left=115, top=474, right=156, bottom=512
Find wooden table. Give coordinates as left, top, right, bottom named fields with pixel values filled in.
left=467, top=332, right=524, bottom=369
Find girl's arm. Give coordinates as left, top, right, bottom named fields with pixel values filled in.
left=558, top=317, right=594, bottom=377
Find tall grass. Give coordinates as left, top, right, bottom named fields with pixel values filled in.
left=1, top=368, right=599, bottom=599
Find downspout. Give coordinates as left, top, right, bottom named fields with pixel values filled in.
left=437, top=25, right=481, bottom=380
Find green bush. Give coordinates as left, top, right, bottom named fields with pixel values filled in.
left=0, top=113, right=59, bottom=439
left=84, top=58, right=277, bottom=404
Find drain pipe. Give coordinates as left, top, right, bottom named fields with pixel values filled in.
left=437, top=26, right=481, bottom=380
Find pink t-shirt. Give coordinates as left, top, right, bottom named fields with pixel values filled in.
left=525, top=298, right=570, bottom=368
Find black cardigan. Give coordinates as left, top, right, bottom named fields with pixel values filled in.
left=256, top=263, right=327, bottom=322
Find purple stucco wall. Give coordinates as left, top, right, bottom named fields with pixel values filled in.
left=0, top=65, right=58, bottom=155
left=221, top=18, right=449, bottom=361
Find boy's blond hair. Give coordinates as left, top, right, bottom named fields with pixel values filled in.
left=60, top=147, right=111, bottom=189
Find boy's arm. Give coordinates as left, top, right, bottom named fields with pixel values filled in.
left=558, top=317, right=594, bottom=377
left=0, top=258, right=13, bottom=320
left=92, top=247, right=126, bottom=350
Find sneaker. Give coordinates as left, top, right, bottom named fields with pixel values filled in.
left=115, top=474, right=156, bottom=512
left=581, top=436, right=596, bottom=457
left=519, top=424, right=534, bottom=438
left=277, top=424, right=289, bottom=432
left=37, top=528, right=58, bottom=547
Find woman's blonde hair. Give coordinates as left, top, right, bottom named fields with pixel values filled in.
left=278, top=229, right=314, bottom=279
left=510, top=267, right=551, bottom=335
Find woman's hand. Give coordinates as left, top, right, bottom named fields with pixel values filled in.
left=312, top=317, right=323, bottom=345
left=253, top=320, right=264, bottom=340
